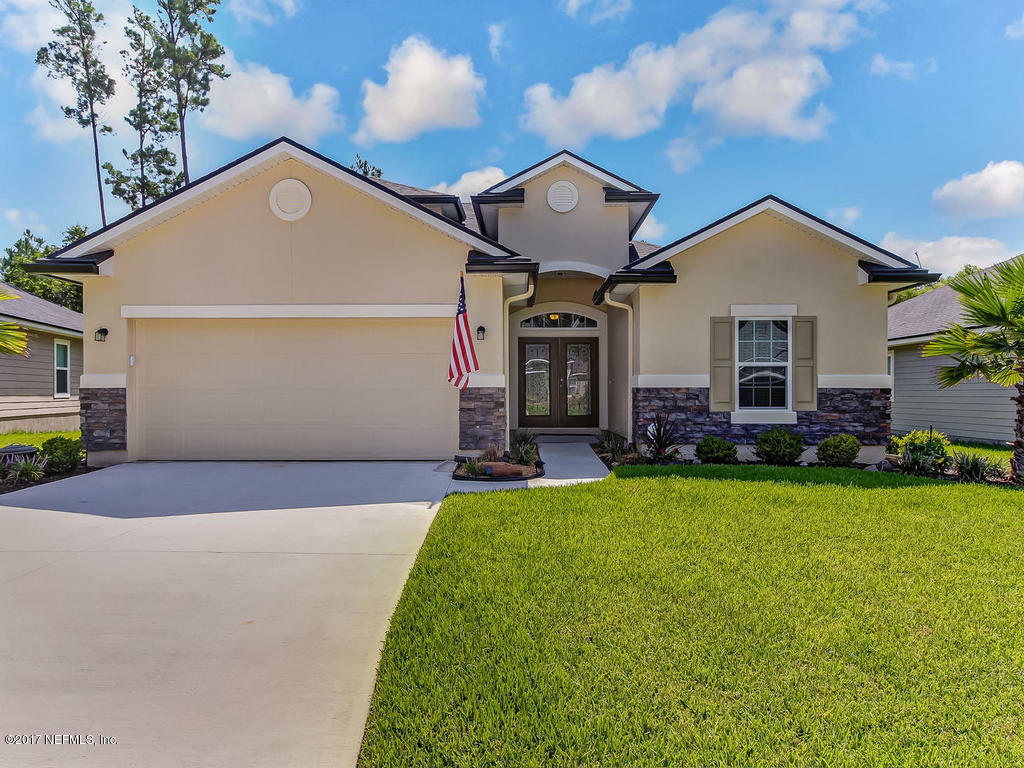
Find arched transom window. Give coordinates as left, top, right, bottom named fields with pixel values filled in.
left=520, top=312, right=597, bottom=329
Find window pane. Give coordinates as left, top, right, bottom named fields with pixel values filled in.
left=55, top=369, right=69, bottom=395
left=738, top=366, right=787, bottom=409
left=520, top=313, right=595, bottom=328
left=740, top=320, right=789, bottom=362
left=565, top=343, right=591, bottom=416
left=738, top=341, right=754, bottom=362
left=738, top=320, right=753, bottom=341
left=524, top=343, right=551, bottom=416
left=55, top=344, right=68, bottom=368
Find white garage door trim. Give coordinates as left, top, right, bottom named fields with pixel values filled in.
left=121, top=304, right=456, bottom=319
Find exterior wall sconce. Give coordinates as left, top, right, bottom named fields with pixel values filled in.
left=94, top=327, right=108, bottom=342
left=476, top=326, right=486, bottom=341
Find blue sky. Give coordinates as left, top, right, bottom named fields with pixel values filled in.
left=1, top=0, right=1022, bottom=274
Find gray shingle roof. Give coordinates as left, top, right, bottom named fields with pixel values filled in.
left=0, top=281, right=82, bottom=332
left=631, top=240, right=660, bottom=259
left=887, top=284, right=964, bottom=340
left=376, top=178, right=446, bottom=198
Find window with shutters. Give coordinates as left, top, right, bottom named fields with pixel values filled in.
left=736, top=319, right=790, bottom=409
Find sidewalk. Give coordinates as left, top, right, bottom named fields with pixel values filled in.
left=446, top=438, right=609, bottom=494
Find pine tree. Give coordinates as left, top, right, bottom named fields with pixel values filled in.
left=153, top=0, right=228, bottom=184
left=103, top=6, right=182, bottom=210
left=36, top=0, right=116, bottom=226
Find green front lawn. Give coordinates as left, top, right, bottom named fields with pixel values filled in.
left=359, top=468, right=1024, bottom=767
left=0, top=430, right=80, bottom=449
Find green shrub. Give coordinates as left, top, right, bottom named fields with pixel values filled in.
left=3, top=455, right=47, bottom=483
left=892, top=429, right=950, bottom=471
left=694, top=435, right=738, bottom=465
left=509, top=431, right=538, bottom=465
left=951, top=451, right=1004, bottom=483
left=461, top=458, right=486, bottom=477
left=596, top=433, right=627, bottom=464
left=816, top=434, right=861, bottom=467
left=754, top=427, right=805, bottom=466
left=39, top=436, right=83, bottom=474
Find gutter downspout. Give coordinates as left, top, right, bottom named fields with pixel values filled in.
left=503, top=273, right=536, bottom=450
left=602, top=290, right=634, bottom=444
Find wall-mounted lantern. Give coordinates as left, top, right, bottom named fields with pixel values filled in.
left=476, top=325, right=486, bottom=341
left=94, top=327, right=108, bottom=342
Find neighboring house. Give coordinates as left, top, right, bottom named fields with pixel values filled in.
left=888, top=281, right=1016, bottom=444
left=0, top=281, right=82, bottom=433
left=28, top=138, right=935, bottom=465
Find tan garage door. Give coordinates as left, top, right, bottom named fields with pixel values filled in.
left=133, top=318, right=459, bottom=460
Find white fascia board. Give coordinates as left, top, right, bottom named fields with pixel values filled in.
left=0, top=316, right=83, bottom=338
left=887, top=334, right=935, bottom=347
left=640, top=199, right=907, bottom=270
left=488, top=152, right=640, bottom=194
left=54, top=143, right=510, bottom=262
left=121, top=304, right=457, bottom=319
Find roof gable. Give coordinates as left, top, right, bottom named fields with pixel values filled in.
left=44, top=137, right=514, bottom=265
left=483, top=150, right=646, bottom=194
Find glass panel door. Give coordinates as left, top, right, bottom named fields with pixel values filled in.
left=519, top=339, right=556, bottom=427
left=564, top=342, right=592, bottom=416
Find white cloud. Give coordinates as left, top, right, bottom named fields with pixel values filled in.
left=431, top=166, right=507, bottom=200
left=200, top=51, right=343, bottom=144
left=870, top=53, right=916, bottom=79
left=521, top=1, right=873, bottom=148
left=932, top=161, right=1024, bottom=219
left=1006, top=11, right=1024, bottom=39
left=635, top=213, right=667, bottom=242
left=881, top=233, right=1012, bottom=275
left=2, top=207, right=44, bottom=233
left=355, top=36, right=485, bottom=145
left=827, top=205, right=861, bottom=226
left=562, top=0, right=632, bottom=23
left=0, top=0, right=62, bottom=52
left=487, top=22, right=505, bottom=62
left=666, top=136, right=701, bottom=174
left=228, top=0, right=299, bottom=26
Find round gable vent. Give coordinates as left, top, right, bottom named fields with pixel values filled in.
left=546, top=180, right=579, bottom=213
left=270, top=178, right=312, bottom=221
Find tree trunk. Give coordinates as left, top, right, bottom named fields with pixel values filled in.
left=1013, top=382, right=1024, bottom=484
left=90, top=112, right=106, bottom=226
left=178, top=108, right=189, bottom=185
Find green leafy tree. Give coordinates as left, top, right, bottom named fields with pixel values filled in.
left=924, top=256, right=1024, bottom=481
left=153, top=0, right=227, bottom=184
left=36, top=0, right=116, bottom=226
left=1, top=229, right=84, bottom=313
left=103, top=6, right=182, bottom=210
left=351, top=154, right=382, bottom=178
left=890, top=264, right=981, bottom=305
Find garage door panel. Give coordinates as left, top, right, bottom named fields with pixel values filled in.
left=134, top=319, right=459, bottom=459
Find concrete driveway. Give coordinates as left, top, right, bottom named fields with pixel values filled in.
left=0, top=461, right=452, bottom=768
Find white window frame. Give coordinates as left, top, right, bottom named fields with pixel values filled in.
left=53, top=339, right=71, bottom=399
left=734, top=317, right=792, bottom=412
left=887, top=351, right=895, bottom=400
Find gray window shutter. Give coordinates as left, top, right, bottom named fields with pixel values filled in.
left=709, top=317, right=734, bottom=412
left=792, top=316, right=817, bottom=411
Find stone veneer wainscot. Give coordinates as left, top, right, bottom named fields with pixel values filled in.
left=632, top=387, right=890, bottom=445
left=79, top=387, right=128, bottom=451
left=459, top=387, right=506, bottom=451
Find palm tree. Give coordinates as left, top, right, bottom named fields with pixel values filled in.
left=0, top=289, right=27, bottom=356
left=923, top=256, right=1024, bottom=481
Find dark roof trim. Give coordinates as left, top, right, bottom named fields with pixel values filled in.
left=630, top=194, right=918, bottom=270
left=465, top=250, right=539, bottom=275
left=481, top=149, right=649, bottom=194
left=406, top=194, right=466, bottom=223
left=470, top=189, right=525, bottom=239
left=24, top=249, right=114, bottom=275
left=44, top=137, right=516, bottom=262
left=603, top=188, right=659, bottom=203
left=859, top=260, right=941, bottom=285
left=593, top=266, right=677, bottom=305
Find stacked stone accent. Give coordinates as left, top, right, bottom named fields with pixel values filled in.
left=459, top=387, right=506, bottom=450
left=632, top=387, right=890, bottom=446
left=80, top=388, right=127, bottom=451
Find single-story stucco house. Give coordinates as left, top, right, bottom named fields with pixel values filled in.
left=888, top=278, right=1017, bottom=444
left=28, top=138, right=937, bottom=465
left=0, top=280, right=82, bottom=433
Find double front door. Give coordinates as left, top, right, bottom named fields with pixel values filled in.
left=518, top=337, right=598, bottom=428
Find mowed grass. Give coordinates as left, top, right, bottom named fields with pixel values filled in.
left=0, top=430, right=79, bottom=449
left=359, top=469, right=1024, bottom=767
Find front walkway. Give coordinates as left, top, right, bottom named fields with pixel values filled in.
left=0, top=461, right=449, bottom=768
left=447, top=437, right=609, bottom=494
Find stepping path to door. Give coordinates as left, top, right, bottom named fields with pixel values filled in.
left=446, top=437, right=609, bottom=494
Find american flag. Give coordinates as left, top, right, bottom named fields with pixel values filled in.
left=448, top=276, right=480, bottom=390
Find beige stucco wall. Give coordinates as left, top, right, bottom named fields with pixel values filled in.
left=496, top=165, right=630, bottom=276
left=80, top=159, right=505, bottom=381
left=635, top=212, right=890, bottom=376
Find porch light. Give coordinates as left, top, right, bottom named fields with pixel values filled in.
left=476, top=325, right=486, bottom=341
left=94, top=327, right=108, bottom=342
left=548, top=313, right=560, bottom=321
